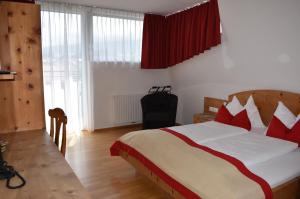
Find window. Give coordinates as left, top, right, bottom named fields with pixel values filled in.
left=92, top=16, right=143, bottom=63
left=41, top=11, right=83, bottom=82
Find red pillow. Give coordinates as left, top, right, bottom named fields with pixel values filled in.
left=287, top=120, right=300, bottom=147
left=266, top=116, right=287, bottom=139
left=215, top=105, right=233, bottom=124
left=267, top=116, right=300, bottom=146
left=215, top=105, right=251, bottom=131
left=231, top=110, right=251, bottom=131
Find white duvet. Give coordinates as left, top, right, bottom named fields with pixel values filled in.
left=168, top=122, right=300, bottom=187
left=202, top=133, right=298, bottom=166
left=249, top=149, right=300, bottom=188
left=168, top=121, right=248, bottom=144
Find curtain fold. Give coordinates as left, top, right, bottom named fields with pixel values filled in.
left=141, top=0, right=221, bottom=69
left=141, top=14, right=167, bottom=69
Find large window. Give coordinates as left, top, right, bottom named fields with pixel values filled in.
left=40, top=2, right=144, bottom=133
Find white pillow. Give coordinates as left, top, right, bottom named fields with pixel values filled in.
left=227, top=95, right=265, bottom=129
left=251, top=127, right=267, bottom=135
left=226, top=96, right=243, bottom=115
left=244, top=96, right=265, bottom=128
left=274, top=101, right=297, bottom=129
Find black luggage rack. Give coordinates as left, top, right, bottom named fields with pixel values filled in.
left=141, top=85, right=177, bottom=129
left=148, top=86, right=172, bottom=94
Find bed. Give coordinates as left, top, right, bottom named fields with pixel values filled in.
left=110, top=90, right=300, bottom=199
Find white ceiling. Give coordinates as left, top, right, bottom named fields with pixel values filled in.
left=51, top=0, right=204, bottom=15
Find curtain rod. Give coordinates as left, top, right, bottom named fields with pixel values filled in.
left=165, top=0, right=209, bottom=17
left=36, top=0, right=144, bottom=15
left=38, top=0, right=209, bottom=17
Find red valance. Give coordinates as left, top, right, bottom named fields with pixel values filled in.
left=141, top=0, right=221, bottom=69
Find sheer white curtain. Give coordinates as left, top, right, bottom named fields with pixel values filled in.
left=40, top=2, right=94, bottom=133
left=39, top=1, right=143, bottom=133
left=92, top=9, right=144, bottom=67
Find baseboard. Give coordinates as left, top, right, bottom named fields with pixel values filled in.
left=94, top=122, right=181, bottom=133
left=94, top=123, right=142, bottom=132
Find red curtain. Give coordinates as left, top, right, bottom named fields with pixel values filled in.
left=141, top=0, right=221, bottom=69
left=141, top=14, right=167, bottom=69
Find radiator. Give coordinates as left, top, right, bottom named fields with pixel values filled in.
left=112, top=94, right=143, bottom=125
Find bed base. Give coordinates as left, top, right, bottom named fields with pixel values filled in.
left=120, top=151, right=300, bottom=199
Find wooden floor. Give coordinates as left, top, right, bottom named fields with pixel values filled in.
left=66, top=126, right=171, bottom=199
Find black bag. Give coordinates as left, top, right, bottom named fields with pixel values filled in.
left=0, top=149, right=26, bottom=189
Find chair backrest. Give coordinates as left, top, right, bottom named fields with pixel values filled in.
left=48, top=108, right=67, bottom=156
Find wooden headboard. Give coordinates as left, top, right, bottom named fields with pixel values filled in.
left=228, top=90, right=300, bottom=126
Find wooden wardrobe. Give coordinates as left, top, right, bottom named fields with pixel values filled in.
left=0, top=1, right=45, bottom=133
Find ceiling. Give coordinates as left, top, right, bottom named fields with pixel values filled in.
left=49, top=0, right=204, bottom=15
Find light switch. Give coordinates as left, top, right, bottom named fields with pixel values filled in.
left=209, top=107, right=219, bottom=113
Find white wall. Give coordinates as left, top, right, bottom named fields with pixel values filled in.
left=93, top=66, right=171, bottom=129
left=170, top=0, right=300, bottom=124
left=93, top=0, right=300, bottom=128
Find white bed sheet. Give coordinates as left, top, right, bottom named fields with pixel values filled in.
left=249, top=149, right=300, bottom=188
left=168, top=121, right=247, bottom=144
left=202, top=133, right=298, bottom=166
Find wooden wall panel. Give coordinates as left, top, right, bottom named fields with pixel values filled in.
left=0, top=2, right=16, bottom=132
left=0, top=1, right=45, bottom=133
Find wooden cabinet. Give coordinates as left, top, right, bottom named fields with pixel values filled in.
left=0, top=1, right=45, bottom=133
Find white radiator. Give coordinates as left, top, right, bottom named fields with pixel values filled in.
left=112, top=94, right=143, bottom=125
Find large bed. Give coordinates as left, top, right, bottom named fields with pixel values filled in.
left=110, top=90, right=300, bottom=199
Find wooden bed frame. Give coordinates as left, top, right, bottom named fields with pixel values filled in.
left=119, top=90, right=300, bottom=199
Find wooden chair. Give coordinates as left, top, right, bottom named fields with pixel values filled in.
left=48, top=108, right=67, bottom=156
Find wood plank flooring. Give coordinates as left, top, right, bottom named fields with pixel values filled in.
left=66, top=126, right=171, bottom=199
